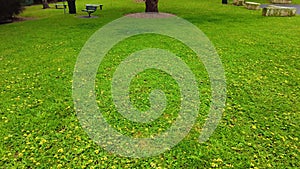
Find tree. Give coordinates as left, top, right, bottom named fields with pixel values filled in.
left=145, top=0, right=158, bottom=12
left=66, top=0, right=76, bottom=14
left=42, top=0, right=49, bottom=9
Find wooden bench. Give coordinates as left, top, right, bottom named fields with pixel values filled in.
left=55, top=4, right=67, bottom=9
left=82, top=4, right=103, bottom=17
left=245, top=2, right=261, bottom=10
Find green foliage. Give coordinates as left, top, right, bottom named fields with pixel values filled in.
left=0, top=0, right=299, bottom=168
left=0, top=0, right=24, bottom=21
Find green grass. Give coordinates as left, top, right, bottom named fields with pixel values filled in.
left=0, top=0, right=299, bottom=168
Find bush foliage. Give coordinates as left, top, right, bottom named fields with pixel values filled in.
left=0, top=0, right=24, bottom=21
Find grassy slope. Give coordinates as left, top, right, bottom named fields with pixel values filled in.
left=0, top=0, right=299, bottom=168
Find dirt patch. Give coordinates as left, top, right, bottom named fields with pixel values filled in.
left=12, top=17, right=35, bottom=22
left=0, top=17, right=35, bottom=25
left=134, top=0, right=145, bottom=3
left=125, top=12, right=176, bottom=18
left=78, top=16, right=99, bottom=19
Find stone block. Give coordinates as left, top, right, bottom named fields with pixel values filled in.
left=245, top=2, right=261, bottom=10
left=262, top=6, right=297, bottom=16
left=270, top=0, right=292, bottom=4
left=233, top=0, right=244, bottom=6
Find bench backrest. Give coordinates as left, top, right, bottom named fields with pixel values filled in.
left=86, top=5, right=97, bottom=11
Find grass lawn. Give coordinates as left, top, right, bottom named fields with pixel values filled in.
left=0, top=0, right=299, bottom=168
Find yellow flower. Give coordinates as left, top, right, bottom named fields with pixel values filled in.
left=213, top=158, right=223, bottom=163
left=57, top=164, right=63, bottom=169
left=150, top=162, right=156, bottom=167
left=19, top=153, right=24, bottom=157
left=39, top=138, right=47, bottom=145
left=211, top=163, right=218, bottom=168
left=58, top=148, right=64, bottom=153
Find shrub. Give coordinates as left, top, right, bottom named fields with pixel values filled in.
left=0, top=0, right=24, bottom=22
left=33, top=0, right=41, bottom=3
left=33, top=0, right=57, bottom=4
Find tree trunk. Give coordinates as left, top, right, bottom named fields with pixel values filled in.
left=145, top=0, right=158, bottom=12
left=67, top=0, right=76, bottom=14
left=42, top=0, right=50, bottom=9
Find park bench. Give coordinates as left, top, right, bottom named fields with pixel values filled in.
left=55, top=4, right=67, bottom=9
left=245, top=2, right=261, bottom=10
left=82, top=4, right=103, bottom=17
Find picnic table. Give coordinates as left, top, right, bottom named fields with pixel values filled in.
left=82, top=4, right=103, bottom=17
